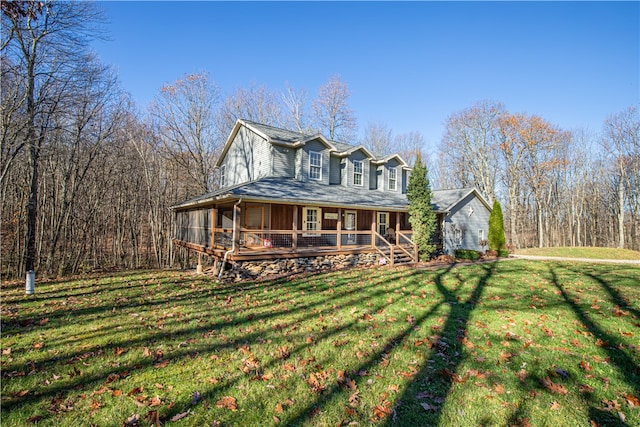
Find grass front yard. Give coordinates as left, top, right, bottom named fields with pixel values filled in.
left=514, top=247, right=640, bottom=261
left=1, top=260, right=639, bottom=426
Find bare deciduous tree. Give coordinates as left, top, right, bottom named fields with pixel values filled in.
left=602, top=106, right=640, bottom=248
left=1, top=0, right=106, bottom=285
left=312, top=75, right=357, bottom=142
left=149, top=72, right=221, bottom=195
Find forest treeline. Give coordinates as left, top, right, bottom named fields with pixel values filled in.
left=1, top=2, right=638, bottom=279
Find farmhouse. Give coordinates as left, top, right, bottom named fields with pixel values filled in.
left=172, top=120, right=491, bottom=276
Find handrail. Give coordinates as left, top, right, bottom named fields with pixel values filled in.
left=397, top=231, right=418, bottom=262
left=373, top=231, right=394, bottom=266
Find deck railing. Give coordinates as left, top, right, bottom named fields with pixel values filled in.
left=212, top=228, right=376, bottom=252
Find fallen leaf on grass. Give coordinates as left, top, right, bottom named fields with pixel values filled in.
left=26, top=415, right=44, bottom=423
left=127, top=386, right=144, bottom=396
left=148, top=397, right=162, bottom=407
left=550, top=401, right=561, bottom=410
left=153, top=360, right=169, bottom=369
left=624, top=393, right=640, bottom=408
left=145, top=410, right=160, bottom=426
left=216, top=396, right=237, bottom=411
left=541, top=377, right=567, bottom=395
left=124, top=414, right=140, bottom=426
left=170, top=410, right=191, bottom=421
left=372, top=402, right=392, bottom=420
left=579, top=360, right=592, bottom=372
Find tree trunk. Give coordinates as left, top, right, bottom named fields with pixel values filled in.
left=617, top=175, right=625, bottom=248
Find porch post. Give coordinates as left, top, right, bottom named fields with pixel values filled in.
left=233, top=202, right=241, bottom=254
left=395, top=212, right=400, bottom=246
left=211, top=208, right=217, bottom=248
left=371, top=211, right=377, bottom=248
left=292, top=206, right=298, bottom=251
left=337, top=208, right=342, bottom=250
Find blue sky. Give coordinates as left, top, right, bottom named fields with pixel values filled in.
left=94, top=1, right=639, bottom=149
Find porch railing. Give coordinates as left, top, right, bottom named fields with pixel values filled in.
left=397, top=231, right=418, bottom=263
left=213, top=229, right=374, bottom=251
left=373, top=231, right=395, bottom=266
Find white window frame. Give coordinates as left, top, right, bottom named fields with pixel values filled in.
left=353, top=160, right=363, bottom=186
left=388, top=167, right=397, bottom=191
left=309, top=151, right=322, bottom=180
left=454, top=228, right=462, bottom=245
left=478, top=229, right=484, bottom=244
left=220, top=164, right=226, bottom=188
left=302, top=206, right=322, bottom=233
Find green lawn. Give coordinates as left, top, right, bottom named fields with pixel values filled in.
left=515, top=246, right=640, bottom=260
left=2, top=261, right=639, bottom=426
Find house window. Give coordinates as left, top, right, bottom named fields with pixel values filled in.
left=303, top=207, right=321, bottom=231
left=388, top=167, right=397, bottom=191
left=353, top=160, right=363, bottom=186
left=220, top=165, right=226, bottom=188
left=454, top=227, right=462, bottom=246
left=478, top=229, right=484, bottom=244
left=309, top=151, right=322, bottom=180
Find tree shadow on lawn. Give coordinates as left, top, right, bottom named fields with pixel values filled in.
left=276, top=262, right=498, bottom=426
left=1, top=268, right=422, bottom=422
left=547, top=264, right=639, bottom=426
left=384, top=262, right=496, bottom=426
left=279, top=263, right=460, bottom=426
left=563, top=264, right=640, bottom=320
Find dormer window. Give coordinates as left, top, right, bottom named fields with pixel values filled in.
left=220, top=164, right=226, bottom=188
left=388, top=167, right=397, bottom=191
left=353, top=160, right=363, bottom=186
left=309, top=151, right=322, bottom=180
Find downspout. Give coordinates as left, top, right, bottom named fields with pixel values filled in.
left=218, top=198, right=242, bottom=279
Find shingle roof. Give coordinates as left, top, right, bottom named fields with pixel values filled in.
left=171, top=177, right=479, bottom=213
left=241, top=120, right=307, bottom=143
left=242, top=120, right=381, bottom=159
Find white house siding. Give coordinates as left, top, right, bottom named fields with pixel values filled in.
left=376, top=165, right=384, bottom=190
left=402, top=169, right=408, bottom=194
left=441, top=192, right=491, bottom=254
left=385, top=159, right=402, bottom=194
left=272, top=145, right=295, bottom=178
left=301, top=139, right=330, bottom=184
left=329, top=156, right=342, bottom=184
left=223, top=127, right=272, bottom=187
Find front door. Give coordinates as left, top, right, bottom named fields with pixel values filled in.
left=377, top=212, right=389, bottom=236
left=345, top=210, right=357, bottom=244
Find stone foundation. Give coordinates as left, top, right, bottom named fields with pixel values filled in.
left=218, top=253, right=381, bottom=282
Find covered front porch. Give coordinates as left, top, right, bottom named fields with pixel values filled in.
left=173, top=201, right=419, bottom=265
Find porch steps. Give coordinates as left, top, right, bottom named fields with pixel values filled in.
left=378, top=245, right=415, bottom=265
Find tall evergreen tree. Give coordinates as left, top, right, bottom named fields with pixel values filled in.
left=488, top=199, right=506, bottom=251
left=407, top=154, right=437, bottom=260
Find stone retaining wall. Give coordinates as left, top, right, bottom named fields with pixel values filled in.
left=218, top=253, right=381, bottom=282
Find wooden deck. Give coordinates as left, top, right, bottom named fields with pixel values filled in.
left=174, top=228, right=417, bottom=265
